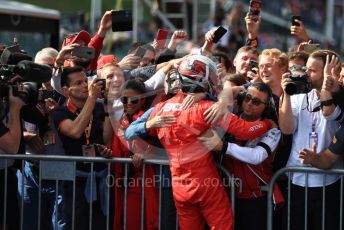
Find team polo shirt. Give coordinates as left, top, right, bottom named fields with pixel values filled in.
left=328, top=125, right=344, bottom=155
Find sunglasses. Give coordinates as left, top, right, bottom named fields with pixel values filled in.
left=244, top=94, right=267, bottom=106
left=120, top=96, right=141, bottom=104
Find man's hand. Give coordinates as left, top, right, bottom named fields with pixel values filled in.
left=290, top=20, right=310, bottom=42
left=117, top=54, right=141, bottom=70
left=24, top=131, right=44, bottom=153
left=281, top=72, right=293, bottom=94
left=245, top=14, right=261, bottom=40
left=146, top=110, right=176, bottom=129
left=98, top=11, right=113, bottom=37
left=204, top=101, right=229, bottom=125
left=198, top=129, right=223, bottom=152
left=8, top=85, right=26, bottom=110
left=181, top=93, right=206, bottom=110
left=201, top=29, right=216, bottom=54
left=44, top=98, right=59, bottom=113
left=55, top=43, right=80, bottom=65
left=247, top=69, right=261, bottom=83
left=322, top=54, right=341, bottom=93
left=89, top=78, right=102, bottom=99
left=299, top=144, right=317, bottom=165
left=132, top=153, right=143, bottom=168
left=167, top=30, right=188, bottom=52
left=96, top=144, right=113, bottom=158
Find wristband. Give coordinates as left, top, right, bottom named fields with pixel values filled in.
left=320, top=99, right=334, bottom=107
left=246, top=37, right=258, bottom=48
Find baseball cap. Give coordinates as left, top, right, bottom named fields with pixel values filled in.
left=62, top=30, right=91, bottom=47
left=97, top=55, right=117, bottom=70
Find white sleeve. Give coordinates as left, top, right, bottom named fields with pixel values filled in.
left=144, top=69, right=166, bottom=91
left=324, top=106, right=342, bottom=121
left=225, top=128, right=281, bottom=165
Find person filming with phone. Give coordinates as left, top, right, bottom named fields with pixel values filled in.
left=52, top=66, right=113, bottom=229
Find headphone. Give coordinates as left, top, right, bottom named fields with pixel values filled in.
left=237, top=83, right=277, bottom=122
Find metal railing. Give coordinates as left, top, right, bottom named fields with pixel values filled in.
left=267, top=167, right=344, bottom=230
left=0, top=154, right=237, bottom=230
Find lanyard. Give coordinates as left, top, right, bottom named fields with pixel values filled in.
left=85, top=115, right=93, bottom=145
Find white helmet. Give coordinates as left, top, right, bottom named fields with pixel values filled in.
left=177, top=54, right=219, bottom=96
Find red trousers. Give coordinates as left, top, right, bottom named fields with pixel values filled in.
left=170, top=154, right=233, bottom=230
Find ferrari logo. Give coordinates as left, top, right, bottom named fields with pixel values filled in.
left=333, top=136, right=337, bottom=144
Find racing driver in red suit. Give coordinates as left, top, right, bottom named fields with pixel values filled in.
left=147, top=55, right=272, bottom=230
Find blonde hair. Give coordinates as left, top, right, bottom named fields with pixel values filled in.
left=260, top=48, right=288, bottom=72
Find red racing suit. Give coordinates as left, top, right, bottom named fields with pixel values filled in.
left=148, top=92, right=271, bottom=230
left=112, top=111, right=158, bottom=230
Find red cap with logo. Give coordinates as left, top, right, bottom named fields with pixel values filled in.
left=97, top=55, right=117, bottom=70
left=62, top=30, right=91, bottom=47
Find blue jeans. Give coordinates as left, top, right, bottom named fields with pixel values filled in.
left=17, top=162, right=63, bottom=230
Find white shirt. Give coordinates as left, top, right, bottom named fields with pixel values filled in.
left=226, top=128, right=281, bottom=165
left=286, top=89, right=342, bottom=187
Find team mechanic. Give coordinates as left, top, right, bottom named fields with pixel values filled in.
left=146, top=55, right=273, bottom=229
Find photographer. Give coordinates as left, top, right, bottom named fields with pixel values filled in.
left=17, top=47, right=66, bottom=230
left=0, top=86, right=26, bottom=230
left=279, top=50, right=342, bottom=229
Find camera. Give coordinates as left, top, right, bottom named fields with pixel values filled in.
left=0, top=60, right=52, bottom=105
left=285, top=73, right=312, bottom=95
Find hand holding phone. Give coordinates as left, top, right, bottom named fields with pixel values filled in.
left=249, top=60, right=259, bottom=74
left=111, top=10, right=133, bottom=32
left=134, top=47, right=146, bottom=58
left=292, top=16, right=301, bottom=26
left=71, top=47, right=95, bottom=59
left=249, top=0, right=262, bottom=17
left=156, top=29, right=169, bottom=49
left=96, top=79, right=106, bottom=92
left=213, top=26, right=227, bottom=43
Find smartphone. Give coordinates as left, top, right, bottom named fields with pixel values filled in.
left=111, top=10, right=133, bottom=32
left=292, top=16, right=301, bottom=26
left=303, top=44, right=320, bottom=53
left=134, top=46, right=146, bottom=58
left=249, top=0, right=262, bottom=16
left=72, top=47, right=95, bottom=59
left=213, top=26, right=227, bottom=43
left=96, top=79, right=106, bottom=91
left=249, top=60, right=259, bottom=74
left=156, top=29, right=169, bottom=49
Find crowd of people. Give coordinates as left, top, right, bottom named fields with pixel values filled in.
left=0, top=4, right=344, bottom=230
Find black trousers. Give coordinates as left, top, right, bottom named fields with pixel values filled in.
left=234, top=196, right=267, bottom=230
left=289, top=180, right=340, bottom=230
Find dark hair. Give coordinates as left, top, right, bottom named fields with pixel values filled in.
left=61, top=66, right=85, bottom=87
left=213, top=51, right=235, bottom=73
left=121, top=79, right=146, bottom=95
left=128, top=41, right=146, bottom=54
left=310, top=49, right=340, bottom=66
left=226, top=73, right=246, bottom=86
left=249, top=82, right=278, bottom=122
left=141, top=44, right=155, bottom=54
left=249, top=82, right=273, bottom=103
left=288, top=51, right=309, bottom=65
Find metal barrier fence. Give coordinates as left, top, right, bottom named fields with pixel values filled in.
left=0, top=154, right=238, bottom=230
left=267, top=167, right=344, bottom=230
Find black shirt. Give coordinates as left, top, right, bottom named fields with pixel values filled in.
left=53, top=101, right=106, bottom=171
